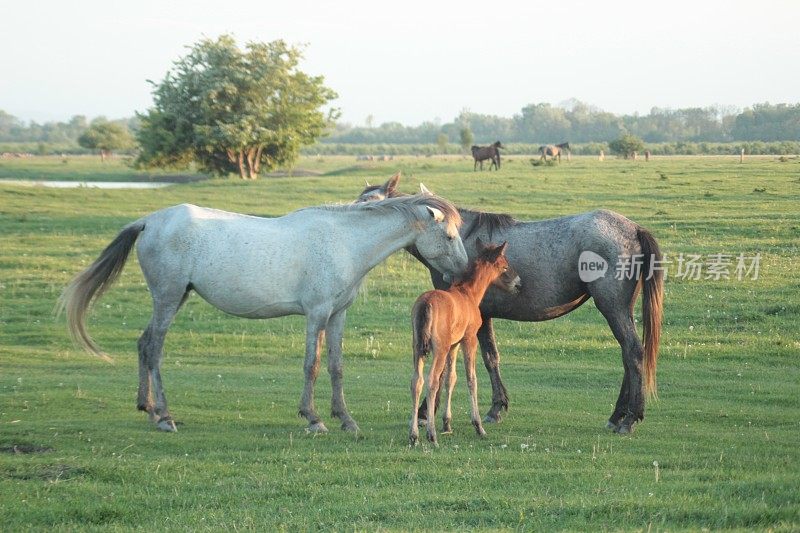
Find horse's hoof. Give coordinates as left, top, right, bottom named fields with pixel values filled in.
left=157, top=418, right=177, bottom=432
left=417, top=418, right=427, bottom=427
left=483, top=414, right=500, bottom=424
left=307, top=421, right=329, bottom=434
left=409, top=434, right=419, bottom=447
left=341, top=421, right=360, bottom=433
left=615, top=424, right=634, bottom=435
left=426, top=433, right=438, bottom=447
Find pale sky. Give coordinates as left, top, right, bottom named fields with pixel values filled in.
left=1, top=0, right=798, bottom=126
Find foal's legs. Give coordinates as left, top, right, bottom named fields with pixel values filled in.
left=441, top=346, right=459, bottom=434
left=326, top=310, right=359, bottom=432
left=299, top=314, right=328, bottom=433
left=137, top=288, right=189, bottom=432
left=409, top=354, right=425, bottom=446
left=477, top=317, right=509, bottom=423
left=462, top=335, right=486, bottom=437
left=425, top=345, right=449, bottom=447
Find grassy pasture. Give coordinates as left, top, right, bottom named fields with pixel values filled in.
left=1, top=155, right=799, bottom=531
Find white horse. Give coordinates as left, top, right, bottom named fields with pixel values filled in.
left=59, top=194, right=468, bottom=433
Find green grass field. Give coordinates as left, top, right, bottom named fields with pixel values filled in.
left=1, top=155, right=799, bottom=531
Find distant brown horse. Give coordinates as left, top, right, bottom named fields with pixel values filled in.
left=471, top=141, right=503, bottom=171
left=409, top=240, right=521, bottom=447
left=539, top=142, right=570, bottom=162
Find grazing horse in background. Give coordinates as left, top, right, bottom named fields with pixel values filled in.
left=59, top=195, right=468, bottom=434
left=539, top=142, right=571, bottom=162
left=471, top=141, right=503, bottom=171
left=410, top=240, right=521, bottom=447
left=355, top=174, right=664, bottom=434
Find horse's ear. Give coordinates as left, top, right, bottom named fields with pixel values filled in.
left=419, top=183, right=432, bottom=195
left=497, top=241, right=508, bottom=256
left=426, top=206, right=445, bottom=223
left=385, top=172, right=401, bottom=194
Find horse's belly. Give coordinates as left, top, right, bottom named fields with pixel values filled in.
left=193, top=284, right=303, bottom=319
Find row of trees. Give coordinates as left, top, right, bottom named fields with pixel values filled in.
left=328, top=102, right=800, bottom=145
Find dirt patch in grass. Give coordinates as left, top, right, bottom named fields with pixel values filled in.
left=0, top=444, right=53, bottom=454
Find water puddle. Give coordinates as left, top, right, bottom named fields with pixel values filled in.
left=0, top=180, right=173, bottom=189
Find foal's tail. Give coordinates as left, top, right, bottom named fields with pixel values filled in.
left=56, top=222, right=146, bottom=361
left=637, top=227, right=664, bottom=399
left=412, top=300, right=433, bottom=358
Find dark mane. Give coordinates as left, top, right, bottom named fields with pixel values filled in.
left=460, top=208, right=518, bottom=239
left=360, top=184, right=383, bottom=195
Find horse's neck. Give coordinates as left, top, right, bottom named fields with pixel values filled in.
left=453, top=266, right=495, bottom=305
left=344, top=209, right=418, bottom=272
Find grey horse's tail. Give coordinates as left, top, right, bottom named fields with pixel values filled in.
left=56, top=222, right=145, bottom=361
left=412, top=301, right=433, bottom=358
left=637, top=226, right=664, bottom=399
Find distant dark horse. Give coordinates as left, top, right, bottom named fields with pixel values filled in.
left=539, top=142, right=571, bottom=162
left=356, top=173, right=664, bottom=434
left=472, top=141, right=503, bottom=171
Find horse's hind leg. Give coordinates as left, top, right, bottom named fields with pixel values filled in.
left=462, top=336, right=486, bottom=438
left=607, top=372, right=631, bottom=430
left=326, top=310, right=359, bottom=432
left=441, top=346, right=459, bottom=434
left=409, top=354, right=425, bottom=446
left=425, top=345, right=449, bottom=447
left=594, top=293, right=645, bottom=434
left=477, top=318, right=509, bottom=423
left=139, top=288, right=189, bottom=432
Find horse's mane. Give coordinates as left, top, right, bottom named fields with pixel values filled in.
left=313, top=194, right=463, bottom=228
left=460, top=208, right=517, bottom=239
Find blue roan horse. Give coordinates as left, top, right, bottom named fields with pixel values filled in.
left=357, top=173, right=664, bottom=434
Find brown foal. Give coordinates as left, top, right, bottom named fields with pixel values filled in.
left=409, top=240, right=521, bottom=446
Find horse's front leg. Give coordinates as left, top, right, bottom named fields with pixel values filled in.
left=326, top=310, right=359, bottom=432
left=477, top=317, right=509, bottom=423
left=299, top=316, right=327, bottom=433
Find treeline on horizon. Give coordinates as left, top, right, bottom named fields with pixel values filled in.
left=327, top=101, right=800, bottom=145
left=1, top=101, right=799, bottom=156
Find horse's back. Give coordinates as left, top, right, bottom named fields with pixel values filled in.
left=414, top=289, right=478, bottom=344
left=472, top=209, right=643, bottom=320
left=135, top=204, right=312, bottom=318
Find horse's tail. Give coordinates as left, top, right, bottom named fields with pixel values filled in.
left=412, top=300, right=433, bottom=358
left=56, top=221, right=146, bottom=361
left=637, top=226, right=664, bottom=399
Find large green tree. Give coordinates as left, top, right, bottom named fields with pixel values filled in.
left=136, top=35, right=338, bottom=179
left=77, top=119, right=133, bottom=161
